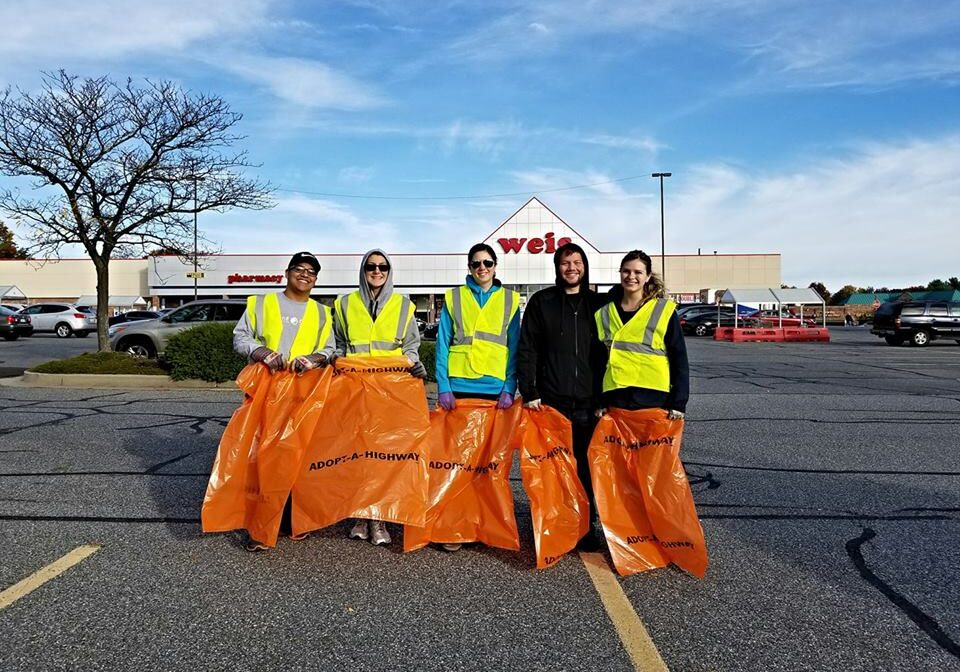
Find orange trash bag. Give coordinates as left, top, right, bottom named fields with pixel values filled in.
left=290, top=356, right=431, bottom=533
left=589, top=408, right=708, bottom=577
left=518, top=406, right=590, bottom=569
left=404, top=399, right=523, bottom=552
left=201, top=364, right=333, bottom=547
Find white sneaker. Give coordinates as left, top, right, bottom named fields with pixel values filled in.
left=441, top=543, right=462, bottom=552
left=349, top=520, right=369, bottom=540
left=369, top=521, right=392, bottom=546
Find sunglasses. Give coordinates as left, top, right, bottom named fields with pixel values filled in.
left=289, top=266, right=319, bottom=277
left=470, top=259, right=496, bottom=269
left=364, top=263, right=390, bottom=273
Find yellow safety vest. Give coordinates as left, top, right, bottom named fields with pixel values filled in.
left=334, top=291, right=414, bottom=357
left=595, top=298, right=675, bottom=393
left=445, top=285, right=519, bottom=380
left=246, top=293, right=331, bottom=359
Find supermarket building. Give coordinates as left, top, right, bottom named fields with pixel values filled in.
left=0, top=197, right=781, bottom=321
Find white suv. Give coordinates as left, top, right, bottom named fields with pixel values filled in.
left=18, top=303, right=97, bottom=338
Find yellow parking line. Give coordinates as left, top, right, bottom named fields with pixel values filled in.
left=580, top=551, right=670, bottom=672
left=0, top=544, right=101, bottom=610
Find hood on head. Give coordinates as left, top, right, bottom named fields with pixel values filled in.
left=359, top=248, right=395, bottom=315
left=553, top=242, right=591, bottom=288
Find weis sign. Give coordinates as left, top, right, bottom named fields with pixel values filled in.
left=497, top=231, right=572, bottom=255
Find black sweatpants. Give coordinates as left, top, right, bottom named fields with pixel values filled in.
left=548, top=401, right=599, bottom=524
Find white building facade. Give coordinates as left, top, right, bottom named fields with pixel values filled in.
left=2, top=198, right=780, bottom=318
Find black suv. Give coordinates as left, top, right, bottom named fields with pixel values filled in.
left=871, top=301, right=960, bottom=346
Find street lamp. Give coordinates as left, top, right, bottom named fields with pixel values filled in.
left=651, top=172, right=672, bottom=290
left=193, top=175, right=199, bottom=301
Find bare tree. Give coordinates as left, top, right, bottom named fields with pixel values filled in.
left=0, top=71, right=273, bottom=350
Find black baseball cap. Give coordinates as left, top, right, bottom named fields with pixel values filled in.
left=288, top=251, right=321, bottom=273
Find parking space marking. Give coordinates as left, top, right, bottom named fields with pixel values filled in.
left=580, top=551, right=670, bottom=671
left=0, top=544, right=101, bottom=610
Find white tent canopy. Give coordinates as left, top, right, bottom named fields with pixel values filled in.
left=75, top=295, right=147, bottom=308
left=0, top=285, right=27, bottom=301
left=719, top=287, right=826, bottom=327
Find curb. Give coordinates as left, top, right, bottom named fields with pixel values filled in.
left=13, top=371, right=239, bottom=390
left=6, top=372, right=440, bottom=394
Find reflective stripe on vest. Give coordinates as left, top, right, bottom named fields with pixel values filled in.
left=335, top=291, right=413, bottom=357
left=246, top=293, right=331, bottom=359
left=595, top=298, right=674, bottom=393
left=445, top=285, right=519, bottom=380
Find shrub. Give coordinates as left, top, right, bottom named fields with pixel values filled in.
left=162, top=323, right=246, bottom=382
left=31, top=352, right=166, bottom=375
left=418, top=340, right=436, bottom=382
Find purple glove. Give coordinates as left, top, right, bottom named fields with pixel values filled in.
left=438, top=392, right=456, bottom=411
left=496, top=392, right=514, bottom=409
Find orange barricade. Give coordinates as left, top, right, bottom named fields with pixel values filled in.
left=518, top=407, right=590, bottom=569
left=201, top=364, right=333, bottom=546
left=589, top=408, right=708, bottom=577
left=404, top=399, right=523, bottom=552
left=291, top=357, right=430, bottom=533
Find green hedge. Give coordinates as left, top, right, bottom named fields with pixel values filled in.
left=418, top=340, right=436, bottom=382
left=162, top=323, right=246, bottom=382
left=32, top=352, right=166, bottom=375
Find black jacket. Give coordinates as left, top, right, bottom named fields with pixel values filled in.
left=517, top=286, right=608, bottom=411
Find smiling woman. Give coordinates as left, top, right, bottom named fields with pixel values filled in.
left=595, top=249, right=689, bottom=419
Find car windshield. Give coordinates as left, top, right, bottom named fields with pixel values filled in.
left=168, top=304, right=215, bottom=323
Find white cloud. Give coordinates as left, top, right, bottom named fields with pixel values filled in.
left=0, top=0, right=268, bottom=61
left=441, top=0, right=960, bottom=88
left=218, top=55, right=385, bottom=110
left=338, top=166, right=375, bottom=184
left=579, top=133, right=663, bottom=154
left=536, top=135, right=960, bottom=290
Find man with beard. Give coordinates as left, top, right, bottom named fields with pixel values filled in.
left=517, top=242, right=608, bottom=550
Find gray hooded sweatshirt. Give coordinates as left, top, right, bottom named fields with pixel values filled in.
left=333, top=248, right=421, bottom=363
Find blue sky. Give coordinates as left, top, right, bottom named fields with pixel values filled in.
left=1, top=0, right=959, bottom=291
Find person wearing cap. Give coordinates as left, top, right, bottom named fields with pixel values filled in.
left=333, top=248, right=425, bottom=547
left=433, top=242, right=520, bottom=551
left=232, top=251, right=336, bottom=551
left=517, top=242, right=608, bottom=550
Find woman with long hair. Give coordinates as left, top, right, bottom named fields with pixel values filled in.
left=595, top=249, right=689, bottom=419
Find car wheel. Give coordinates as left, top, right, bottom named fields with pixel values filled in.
left=694, top=324, right=709, bottom=337
left=55, top=322, right=73, bottom=338
left=884, top=335, right=904, bottom=346
left=3, top=333, right=17, bottom=341
left=911, top=330, right=930, bottom=347
left=120, top=338, right=157, bottom=359
left=74, top=331, right=89, bottom=338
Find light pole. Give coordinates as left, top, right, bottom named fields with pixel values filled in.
left=651, top=172, right=671, bottom=290
left=193, top=175, right=198, bottom=301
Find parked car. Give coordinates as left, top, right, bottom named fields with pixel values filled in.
left=108, top=310, right=162, bottom=326
left=2, top=303, right=25, bottom=313
left=109, top=299, right=247, bottom=358
left=17, top=303, right=97, bottom=338
left=0, top=306, right=33, bottom=340
left=746, top=310, right=817, bottom=327
left=871, top=301, right=960, bottom=347
left=675, top=303, right=717, bottom=317
left=680, top=310, right=757, bottom=337
left=422, top=323, right=439, bottom=341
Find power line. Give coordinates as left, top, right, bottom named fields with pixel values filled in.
left=274, top=173, right=650, bottom=201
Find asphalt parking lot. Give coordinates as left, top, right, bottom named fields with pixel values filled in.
left=0, top=332, right=98, bottom=377
left=1, top=328, right=958, bottom=671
